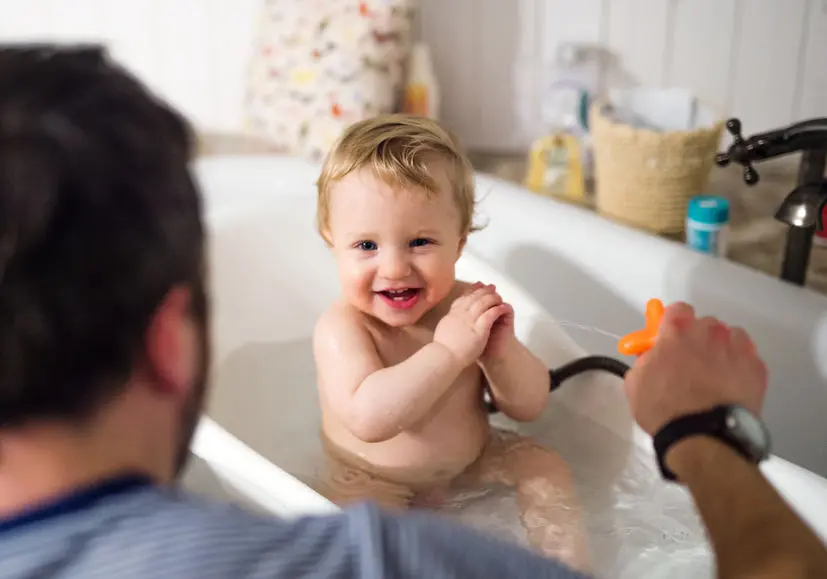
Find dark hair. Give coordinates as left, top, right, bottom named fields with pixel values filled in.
left=0, top=45, right=206, bottom=427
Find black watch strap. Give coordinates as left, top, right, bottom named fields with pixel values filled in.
left=653, top=406, right=743, bottom=482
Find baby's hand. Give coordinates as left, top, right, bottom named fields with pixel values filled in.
left=434, top=283, right=511, bottom=367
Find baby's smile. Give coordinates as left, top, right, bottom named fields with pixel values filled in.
left=376, top=287, right=422, bottom=310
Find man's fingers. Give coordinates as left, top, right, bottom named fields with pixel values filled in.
left=729, top=326, right=756, bottom=355
left=660, top=302, right=695, bottom=335
left=695, top=316, right=729, bottom=342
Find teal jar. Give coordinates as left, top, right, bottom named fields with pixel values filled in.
left=686, top=196, right=730, bottom=256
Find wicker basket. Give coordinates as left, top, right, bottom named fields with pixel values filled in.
left=589, top=98, right=725, bottom=234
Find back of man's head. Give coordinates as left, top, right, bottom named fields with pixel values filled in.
left=0, top=45, right=206, bottom=428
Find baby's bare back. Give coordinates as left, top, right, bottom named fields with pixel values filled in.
left=320, top=309, right=491, bottom=488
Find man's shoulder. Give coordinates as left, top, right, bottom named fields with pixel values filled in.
left=3, top=488, right=587, bottom=578
left=2, top=485, right=361, bottom=579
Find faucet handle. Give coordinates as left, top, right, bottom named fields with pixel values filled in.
left=715, top=117, right=761, bottom=185
left=743, top=164, right=760, bottom=185
left=726, top=117, right=743, bottom=139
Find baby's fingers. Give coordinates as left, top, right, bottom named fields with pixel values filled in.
left=455, top=284, right=496, bottom=310
left=477, top=303, right=510, bottom=332
left=468, top=290, right=502, bottom=318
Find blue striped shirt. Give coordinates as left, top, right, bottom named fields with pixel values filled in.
left=0, top=475, right=588, bottom=578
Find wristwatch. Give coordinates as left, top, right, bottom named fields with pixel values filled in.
left=653, top=404, right=771, bottom=482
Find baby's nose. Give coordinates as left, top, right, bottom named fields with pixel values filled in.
left=379, top=251, right=412, bottom=279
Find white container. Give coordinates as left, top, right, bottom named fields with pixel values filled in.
left=402, top=42, right=440, bottom=120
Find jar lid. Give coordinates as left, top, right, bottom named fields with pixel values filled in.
left=688, top=195, right=730, bottom=225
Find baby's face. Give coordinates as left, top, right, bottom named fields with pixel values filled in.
left=326, top=165, right=465, bottom=327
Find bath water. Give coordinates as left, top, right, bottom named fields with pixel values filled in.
left=191, top=340, right=714, bottom=579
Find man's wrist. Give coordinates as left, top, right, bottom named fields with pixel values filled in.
left=656, top=404, right=771, bottom=483
left=664, top=435, right=752, bottom=481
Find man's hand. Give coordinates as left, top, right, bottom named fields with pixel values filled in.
left=623, top=302, right=769, bottom=435
left=434, top=283, right=510, bottom=367
left=624, top=303, right=827, bottom=579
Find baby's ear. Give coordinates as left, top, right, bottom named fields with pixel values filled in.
left=456, top=235, right=467, bottom=259
left=319, top=228, right=333, bottom=247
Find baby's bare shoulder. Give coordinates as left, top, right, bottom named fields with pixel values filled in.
left=313, top=302, right=383, bottom=374
left=315, top=301, right=369, bottom=339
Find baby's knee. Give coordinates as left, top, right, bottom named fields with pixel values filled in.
left=510, top=447, right=578, bottom=499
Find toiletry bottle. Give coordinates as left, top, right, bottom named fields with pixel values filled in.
left=686, top=195, right=730, bottom=256
left=403, top=42, right=439, bottom=120
left=525, top=44, right=602, bottom=204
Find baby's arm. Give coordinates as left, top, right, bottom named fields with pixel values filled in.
left=315, top=286, right=505, bottom=443
left=480, top=326, right=550, bottom=422
left=314, top=305, right=465, bottom=443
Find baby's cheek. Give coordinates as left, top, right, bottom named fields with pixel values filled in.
left=338, top=262, right=369, bottom=293
left=426, top=255, right=457, bottom=293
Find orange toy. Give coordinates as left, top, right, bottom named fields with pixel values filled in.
left=617, top=299, right=664, bottom=356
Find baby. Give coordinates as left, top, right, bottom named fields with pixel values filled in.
left=312, top=114, right=588, bottom=569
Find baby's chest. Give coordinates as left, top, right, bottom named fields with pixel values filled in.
left=373, top=331, right=485, bottom=392
left=372, top=327, right=437, bottom=365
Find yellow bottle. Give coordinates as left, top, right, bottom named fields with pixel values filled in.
left=524, top=133, right=585, bottom=203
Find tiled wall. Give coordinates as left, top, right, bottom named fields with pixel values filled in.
left=2, top=0, right=825, bottom=151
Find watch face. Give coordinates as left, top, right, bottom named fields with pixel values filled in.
left=726, top=405, right=771, bottom=460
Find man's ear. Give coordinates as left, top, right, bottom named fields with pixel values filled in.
left=144, top=286, right=196, bottom=397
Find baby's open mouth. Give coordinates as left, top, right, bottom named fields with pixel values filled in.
left=376, top=288, right=422, bottom=310
left=378, top=288, right=420, bottom=301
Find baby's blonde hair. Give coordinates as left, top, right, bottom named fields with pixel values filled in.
left=316, top=114, right=477, bottom=242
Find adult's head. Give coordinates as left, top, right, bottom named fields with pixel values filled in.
left=0, top=44, right=209, bottom=497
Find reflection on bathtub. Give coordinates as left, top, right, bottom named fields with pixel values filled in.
left=207, top=339, right=325, bottom=487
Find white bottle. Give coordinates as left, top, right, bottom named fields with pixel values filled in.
left=403, top=42, right=440, bottom=120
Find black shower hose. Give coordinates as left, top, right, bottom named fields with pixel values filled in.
left=485, top=355, right=631, bottom=414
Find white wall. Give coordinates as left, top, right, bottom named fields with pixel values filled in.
left=2, top=0, right=825, bottom=151
left=418, top=0, right=827, bottom=150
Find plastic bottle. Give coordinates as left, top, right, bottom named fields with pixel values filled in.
left=525, top=43, right=603, bottom=203
left=540, top=43, right=600, bottom=136
left=686, top=195, right=730, bottom=256
left=402, top=43, right=440, bottom=120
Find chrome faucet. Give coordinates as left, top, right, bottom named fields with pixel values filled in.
left=715, top=117, right=827, bottom=286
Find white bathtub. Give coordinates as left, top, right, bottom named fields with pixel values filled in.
left=183, top=155, right=827, bottom=577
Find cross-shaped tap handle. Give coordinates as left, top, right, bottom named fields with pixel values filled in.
left=715, top=118, right=760, bottom=185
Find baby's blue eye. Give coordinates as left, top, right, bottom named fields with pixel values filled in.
left=357, top=240, right=377, bottom=251
left=410, top=238, right=431, bottom=248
